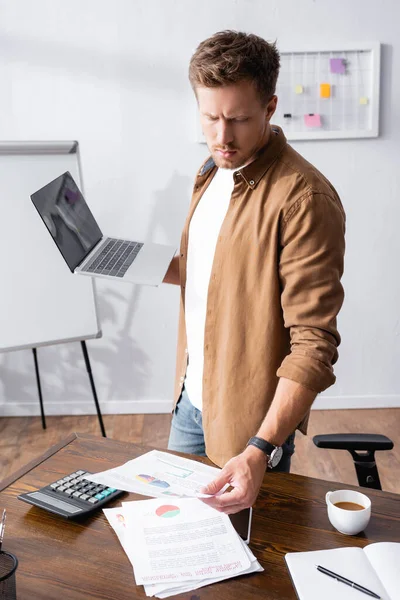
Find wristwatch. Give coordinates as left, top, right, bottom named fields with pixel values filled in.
left=246, top=436, right=283, bottom=469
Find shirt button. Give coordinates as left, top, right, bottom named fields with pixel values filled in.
left=249, top=179, right=255, bottom=185
left=180, top=376, right=184, bottom=382
left=185, top=348, right=188, bottom=354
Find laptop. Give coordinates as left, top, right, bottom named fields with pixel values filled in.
left=31, top=172, right=176, bottom=286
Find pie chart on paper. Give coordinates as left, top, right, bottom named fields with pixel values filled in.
left=155, top=505, right=180, bottom=518
left=135, top=474, right=170, bottom=488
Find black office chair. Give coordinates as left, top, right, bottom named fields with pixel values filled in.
left=313, top=434, right=394, bottom=490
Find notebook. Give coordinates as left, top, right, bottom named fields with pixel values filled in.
left=285, top=542, right=400, bottom=600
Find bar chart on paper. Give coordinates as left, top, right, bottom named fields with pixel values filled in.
left=273, top=43, right=380, bottom=140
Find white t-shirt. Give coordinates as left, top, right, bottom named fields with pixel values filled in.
left=184, top=167, right=236, bottom=411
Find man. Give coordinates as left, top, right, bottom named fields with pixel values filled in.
left=163, top=31, right=345, bottom=514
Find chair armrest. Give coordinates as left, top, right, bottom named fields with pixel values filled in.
left=312, top=433, right=393, bottom=452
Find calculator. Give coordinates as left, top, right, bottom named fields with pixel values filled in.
left=18, top=469, right=124, bottom=519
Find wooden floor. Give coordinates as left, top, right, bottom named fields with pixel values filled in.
left=0, top=409, right=399, bottom=494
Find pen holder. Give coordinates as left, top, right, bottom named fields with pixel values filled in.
left=0, top=551, right=18, bottom=600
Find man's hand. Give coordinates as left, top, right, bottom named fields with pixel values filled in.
left=200, top=445, right=267, bottom=514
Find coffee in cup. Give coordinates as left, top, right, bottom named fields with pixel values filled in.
left=326, top=489, right=371, bottom=535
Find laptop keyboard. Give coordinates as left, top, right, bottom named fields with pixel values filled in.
left=84, top=238, right=144, bottom=277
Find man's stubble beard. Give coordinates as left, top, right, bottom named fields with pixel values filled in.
left=210, top=149, right=244, bottom=171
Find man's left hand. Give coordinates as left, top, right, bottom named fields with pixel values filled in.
left=200, top=445, right=267, bottom=514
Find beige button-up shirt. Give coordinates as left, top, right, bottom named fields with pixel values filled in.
left=174, top=126, right=346, bottom=467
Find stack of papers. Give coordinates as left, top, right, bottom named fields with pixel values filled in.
left=87, top=451, right=262, bottom=596
left=104, top=497, right=263, bottom=598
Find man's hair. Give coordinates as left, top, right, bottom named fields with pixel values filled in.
left=189, top=30, right=280, bottom=105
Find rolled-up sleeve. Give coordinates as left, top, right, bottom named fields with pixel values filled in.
left=276, top=191, right=346, bottom=392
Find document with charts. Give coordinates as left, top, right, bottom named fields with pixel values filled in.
left=104, top=497, right=263, bottom=598
left=86, top=449, right=227, bottom=498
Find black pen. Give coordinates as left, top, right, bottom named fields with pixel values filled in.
left=316, top=565, right=381, bottom=599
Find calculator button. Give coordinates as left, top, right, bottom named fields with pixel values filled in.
left=108, top=488, right=117, bottom=493
left=55, top=479, right=65, bottom=485
left=70, top=479, right=79, bottom=485
left=88, top=497, right=99, bottom=504
left=57, top=486, right=66, bottom=492
left=102, top=489, right=112, bottom=497
left=95, top=493, right=105, bottom=500
left=76, top=470, right=85, bottom=476
left=80, top=494, right=89, bottom=501
left=65, top=489, right=74, bottom=496
left=50, top=483, right=59, bottom=489
left=72, top=492, right=82, bottom=498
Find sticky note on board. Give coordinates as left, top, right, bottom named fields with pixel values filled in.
left=330, top=58, right=346, bottom=74
left=320, top=83, right=331, bottom=98
left=295, top=84, right=303, bottom=94
left=304, top=114, right=321, bottom=128
left=359, top=96, right=368, bottom=105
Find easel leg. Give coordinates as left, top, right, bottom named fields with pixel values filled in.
left=81, top=341, right=106, bottom=437
left=32, top=348, right=46, bottom=429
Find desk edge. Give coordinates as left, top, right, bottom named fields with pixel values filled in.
left=0, top=432, right=78, bottom=492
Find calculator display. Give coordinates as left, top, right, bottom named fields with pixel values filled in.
left=28, top=492, right=82, bottom=514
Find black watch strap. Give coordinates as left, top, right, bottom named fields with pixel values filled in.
left=246, top=436, right=276, bottom=456
left=246, top=436, right=284, bottom=469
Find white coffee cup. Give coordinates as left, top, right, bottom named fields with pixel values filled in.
left=325, top=489, right=371, bottom=535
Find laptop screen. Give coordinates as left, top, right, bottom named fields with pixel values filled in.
left=31, top=172, right=103, bottom=272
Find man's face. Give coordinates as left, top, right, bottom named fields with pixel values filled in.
left=196, top=80, right=277, bottom=170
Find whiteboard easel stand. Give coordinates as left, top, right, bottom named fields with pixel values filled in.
left=32, top=341, right=106, bottom=437
left=0, top=140, right=105, bottom=436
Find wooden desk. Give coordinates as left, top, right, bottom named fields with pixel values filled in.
left=0, top=433, right=399, bottom=600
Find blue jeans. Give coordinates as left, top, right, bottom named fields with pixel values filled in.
left=168, top=387, right=296, bottom=472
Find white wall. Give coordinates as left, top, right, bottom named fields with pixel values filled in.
left=0, top=0, right=399, bottom=417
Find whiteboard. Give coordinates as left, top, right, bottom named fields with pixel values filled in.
left=0, top=141, right=101, bottom=352
left=274, top=42, right=380, bottom=140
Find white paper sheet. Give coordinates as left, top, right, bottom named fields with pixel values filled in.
left=363, top=542, right=400, bottom=600
left=104, top=501, right=262, bottom=598
left=121, top=498, right=251, bottom=585
left=87, top=450, right=226, bottom=498
left=146, top=538, right=263, bottom=598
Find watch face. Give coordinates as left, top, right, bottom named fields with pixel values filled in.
left=270, top=446, right=283, bottom=468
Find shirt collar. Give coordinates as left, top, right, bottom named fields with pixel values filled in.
left=198, top=125, right=287, bottom=188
